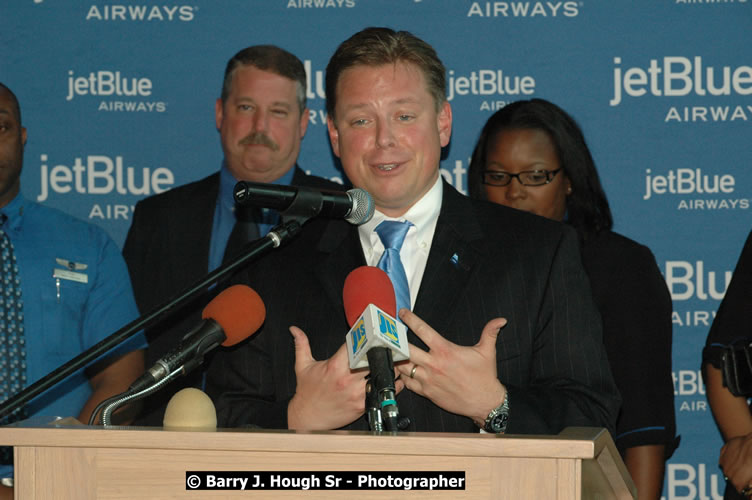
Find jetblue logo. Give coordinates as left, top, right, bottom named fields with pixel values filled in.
left=65, top=70, right=167, bottom=113
left=610, top=56, right=752, bottom=106
left=377, top=311, right=400, bottom=348
left=643, top=168, right=735, bottom=200
left=351, top=318, right=366, bottom=355
left=446, top=68, right=536, bottom=102
left=610, top=56, right=752, bottom=123
left=67, top=70, right=152, bottom=101
left=643, top=168, right=749, bottom=210
left=36, top=154, right=175, bottom=202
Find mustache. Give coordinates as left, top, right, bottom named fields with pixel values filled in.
left=239, top=132, right=279, bottom=152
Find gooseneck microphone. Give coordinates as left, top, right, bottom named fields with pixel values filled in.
left=343, top=266, right=410, bottom=432
left=129, top=285, right=266, bottom=393
left=233, top=181, right=375, bottom=225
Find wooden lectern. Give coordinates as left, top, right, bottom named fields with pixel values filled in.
left=0, top=421, right=635, bottom=499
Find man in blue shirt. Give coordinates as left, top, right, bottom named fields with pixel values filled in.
left=0, top=82, right=146, bottom=488
left=123, top=45, right=344, bottom=425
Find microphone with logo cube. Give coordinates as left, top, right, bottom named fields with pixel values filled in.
left=343, top=266, right=410, bottom=432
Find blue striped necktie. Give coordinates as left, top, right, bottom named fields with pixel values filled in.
left=375, top=220, right=413, bottom=318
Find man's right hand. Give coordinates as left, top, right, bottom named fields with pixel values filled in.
left=286, top=326, right=367, bottom=430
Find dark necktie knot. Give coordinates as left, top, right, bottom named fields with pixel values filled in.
left=234, top=204, right=261, bottom=224
left=222, top=204, right=261, bottom=264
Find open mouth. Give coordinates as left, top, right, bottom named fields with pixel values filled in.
left=376, top=164, right=398, bottom=172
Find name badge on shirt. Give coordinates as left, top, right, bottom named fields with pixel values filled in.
left=53, top=267, right=88, bottom=284
left=56, top=258, right=88, bottom=271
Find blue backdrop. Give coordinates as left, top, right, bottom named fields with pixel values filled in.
left=2, top=1, right=751, bottom=498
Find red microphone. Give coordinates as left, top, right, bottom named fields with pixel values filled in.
left=130, top=284, right=266, bottom=392
left=342, top=266, right=409, bottom=431
left=343, top=266, right=396, bottom=327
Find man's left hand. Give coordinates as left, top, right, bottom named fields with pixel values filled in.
left=395, top=309, right=507, bottom=425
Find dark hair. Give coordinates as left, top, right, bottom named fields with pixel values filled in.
left=0, top=82, right=22, bottom=125
left=221, top=45, right=307, bottom=112
left=325, top=27, right=446, bottom=119
left=468, top=98, right=613, bottom=237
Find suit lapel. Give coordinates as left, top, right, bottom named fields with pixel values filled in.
left=314, top=219, right=366, bottom=316
left=171, top=173, right=218, bottom=277
left=194, top=175, right=219, bottom=274
left=413, top=183, right=485, bottom=344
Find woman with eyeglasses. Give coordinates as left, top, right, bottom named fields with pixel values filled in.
left=468, top=98, right=677, bottom=500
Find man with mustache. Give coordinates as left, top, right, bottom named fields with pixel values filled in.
left=123, top=45, right=343, bottom=425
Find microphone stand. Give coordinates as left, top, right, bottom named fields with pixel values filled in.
left=0, top=221, right=303, bottom=420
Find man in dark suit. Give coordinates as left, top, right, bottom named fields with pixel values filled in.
left=123, top=45, right=343, bottom=425
left=206, top=28, right=620, bottom=435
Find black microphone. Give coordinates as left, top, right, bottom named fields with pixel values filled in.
left=233, top=181, right=375, bottom=225
left=129, top=285, right=266, bottom=393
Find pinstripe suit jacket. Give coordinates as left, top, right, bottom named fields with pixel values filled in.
left=205, top=181, right=621, bottom=435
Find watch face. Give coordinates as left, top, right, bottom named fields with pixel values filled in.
left=490, top=413, right=508, bottom=433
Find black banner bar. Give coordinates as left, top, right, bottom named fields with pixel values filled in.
left=185, top=471, right=466, bottom=491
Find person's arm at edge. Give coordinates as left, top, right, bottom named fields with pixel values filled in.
left=624, top=445, right=666, bottom=500
left=79, top=349, right=145, bottom=425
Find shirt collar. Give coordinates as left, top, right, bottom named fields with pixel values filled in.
left=359, top=173, right=443, bottom=245
left=0, top=192, right=27, bottom=233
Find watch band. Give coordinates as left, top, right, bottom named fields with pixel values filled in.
left=482, top=390, right=510, bottom=434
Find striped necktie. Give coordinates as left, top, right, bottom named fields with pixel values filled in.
left=375, top=220, right=413, bottom=318
left=0, top=215, right=27, bottom=464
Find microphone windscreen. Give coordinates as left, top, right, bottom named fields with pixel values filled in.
left=343, top=266, right=397, bottom=327
left=202, top=285, right=266, bottom=346
left=163, top=388, right=217, bottom=431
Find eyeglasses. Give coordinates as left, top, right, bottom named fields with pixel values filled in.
left=482, top=168, right=562, bottom=187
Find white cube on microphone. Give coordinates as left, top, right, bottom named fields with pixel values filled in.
left=346, top=304, right=409, bottom=370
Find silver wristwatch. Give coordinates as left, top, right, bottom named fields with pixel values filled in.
left=482, top=391, right=510, bottom=434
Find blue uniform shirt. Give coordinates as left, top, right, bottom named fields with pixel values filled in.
left=0, top=194, right=145, bottom=436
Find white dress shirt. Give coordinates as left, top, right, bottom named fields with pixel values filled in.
left=358, top=175, right=442, bottom=310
